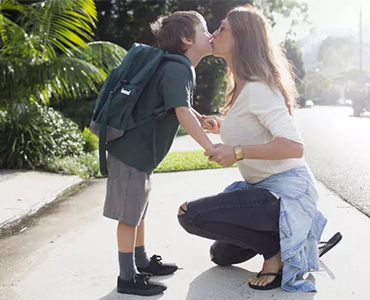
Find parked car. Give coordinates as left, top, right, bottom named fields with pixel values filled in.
left=345, top=85, right=370, bottom=117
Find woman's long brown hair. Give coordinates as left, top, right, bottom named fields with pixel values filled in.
left=221, top=5, right=298, bottom=115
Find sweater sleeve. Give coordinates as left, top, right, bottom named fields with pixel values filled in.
left=247, top=82, right=303, bottom=144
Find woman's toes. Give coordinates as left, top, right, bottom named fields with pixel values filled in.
left=261, top=278, right=268, bottom=286
left=249, top=276, right=260, bottom=286
left=249, top=275, right=275, bottom=287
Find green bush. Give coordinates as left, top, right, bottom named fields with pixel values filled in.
left=193, top=56, right=227, bottom=115
left=50, top=97, right=96, bottom=130
left=82, top=127, right=99, bottom=152
left=0, top=103, right=85, bottom=169
left=177, top=126, right=187, bottom=136
left=155, top=150, right=235, bottom=173
left=45, top=153, right=101, bottom=179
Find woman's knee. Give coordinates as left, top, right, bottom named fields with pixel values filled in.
left=178, top=202, right=187, bottom=216
left=177, top=202, right=194, bottom=232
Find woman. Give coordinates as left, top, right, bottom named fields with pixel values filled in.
left=177, top=5, right=327, bottom=292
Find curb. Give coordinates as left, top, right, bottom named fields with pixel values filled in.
left=0, top=174, right=84, bottom=231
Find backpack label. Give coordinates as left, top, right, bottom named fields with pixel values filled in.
left=121, top=88, right=131, bottom=95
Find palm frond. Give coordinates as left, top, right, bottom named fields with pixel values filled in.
left=0, top=0, right=24, bottom=11
left=41, top=56, right=106, bottom=100
left=0, top=0, right=126, bottom=109
left=0, top=55, right=106, bottom=107
left=73, top=41, right=127, bottom=74
left=32, top=0, right=97, bottom=57
left=0, top=0, right=26, bottom=48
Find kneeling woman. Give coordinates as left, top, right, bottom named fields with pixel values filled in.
left=178, top=5, right=327, bottom=292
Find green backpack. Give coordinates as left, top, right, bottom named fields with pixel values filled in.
left=90, top=43, right=195, bottom=176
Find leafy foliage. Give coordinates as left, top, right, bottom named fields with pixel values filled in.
left=0, top=102, right=85, bottom=169
left=82, top=127, right=98, bottom=153
left=45, top=153, right=100, bottom=179
left=316, top=36, right=359, bottom=74
left=283, top=39, right=306, bottom=95
left=0, top=0, right=127, bottom=109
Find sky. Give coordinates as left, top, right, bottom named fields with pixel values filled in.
left=273, top=0, right=370, bottom=42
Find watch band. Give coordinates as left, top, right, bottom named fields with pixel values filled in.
left=233, top=145, right=244, bottom=161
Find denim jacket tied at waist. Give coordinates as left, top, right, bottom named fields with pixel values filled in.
left=224, top=165, right=327, bottom=292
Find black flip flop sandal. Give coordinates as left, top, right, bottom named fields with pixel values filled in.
left=319, top=232, right=343, bottom=258
left=248, top=271, right=282, bottom=290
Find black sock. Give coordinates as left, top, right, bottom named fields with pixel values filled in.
left=118, top=251, right=138, bottom=281
left=135, top=245, right=150, bottom=268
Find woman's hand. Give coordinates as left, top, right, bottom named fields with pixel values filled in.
left=205, top=143, right=236, bottom=167
left=201, top=117, right=218, bottom=132
left=201, top=115, right=223, bottom=134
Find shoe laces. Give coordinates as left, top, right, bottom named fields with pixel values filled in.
left=150, top=254, right=163, bottom=265
left=133, top=272, right=152, bottom=284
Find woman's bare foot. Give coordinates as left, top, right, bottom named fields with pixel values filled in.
left=248, top=251, right=284, bottom=287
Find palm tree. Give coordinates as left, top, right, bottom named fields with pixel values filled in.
left=0, top=0, right=126, bottom=109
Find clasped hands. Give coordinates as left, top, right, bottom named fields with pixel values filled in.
left=200, top=115, right=221, bottom=134
left=204, top=144, right=236, bottom=167
left=199, top=115, right=236, bottom=167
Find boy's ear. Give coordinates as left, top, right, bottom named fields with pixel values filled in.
left=181, top=36, right=193, bottom=46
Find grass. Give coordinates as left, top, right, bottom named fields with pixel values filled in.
left=177, top=125, right=187, bottom=136
left=43, top=150, right=234, bottom=178
left=177, top=126, right=211, bottom=136
left=155, top=150, right=235, bottom=173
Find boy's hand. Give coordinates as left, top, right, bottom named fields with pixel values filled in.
left=201, top=115, right=222, bottom=134
left=201, top=118, right=218, bottom=132
left=205, top=143, right=236, bottom=167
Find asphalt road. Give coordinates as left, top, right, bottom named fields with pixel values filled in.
left=296, top=105, right=370, bottom=216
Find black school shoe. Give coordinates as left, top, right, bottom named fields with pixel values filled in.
left=117, top=273, right=167, bottom=296
left=137, top=255, right=178, bottom=276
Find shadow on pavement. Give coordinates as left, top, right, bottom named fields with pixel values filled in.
left=98, top=288, right=164, bottom=300
left=0, top=169, right=26, bottom=182
left=185, top=266, right=316, bottom=300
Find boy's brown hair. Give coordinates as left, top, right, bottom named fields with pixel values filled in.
left=150, top=11, right=203, bottom=55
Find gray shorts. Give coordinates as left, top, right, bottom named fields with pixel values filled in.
left=103, top=153, right=152, bottom=226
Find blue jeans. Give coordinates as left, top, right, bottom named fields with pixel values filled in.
left=178, top=187, right=281, bottom=261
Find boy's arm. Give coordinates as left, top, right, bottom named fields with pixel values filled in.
left=190, top=107, right=203, bottom=122
left=190, top=107, right=219, bottom=132
left=175, top=107, right=214, bottom=151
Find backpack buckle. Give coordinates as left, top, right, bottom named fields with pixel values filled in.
left=156, top=112, right=167, bottom=120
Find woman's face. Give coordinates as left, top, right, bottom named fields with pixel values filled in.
left=211, top=18, right=235, bottom=58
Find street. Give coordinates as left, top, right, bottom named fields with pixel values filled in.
left=296, top=106, right=370, bottom=216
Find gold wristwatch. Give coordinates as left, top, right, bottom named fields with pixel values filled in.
left=233, top=145, right=244, bottom=161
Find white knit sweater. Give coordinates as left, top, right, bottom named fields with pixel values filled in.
left=220, top=81, right=306, bottom=184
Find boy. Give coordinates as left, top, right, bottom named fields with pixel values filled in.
left=103, top=11, right=216, bottom=296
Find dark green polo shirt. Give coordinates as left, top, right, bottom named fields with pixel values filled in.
left=106, top=58, right=195, bottom=174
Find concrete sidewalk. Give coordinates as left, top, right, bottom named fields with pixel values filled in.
left=0, top=170, right=83, bottom=230
left=0, top=168, right=368, bottom=300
